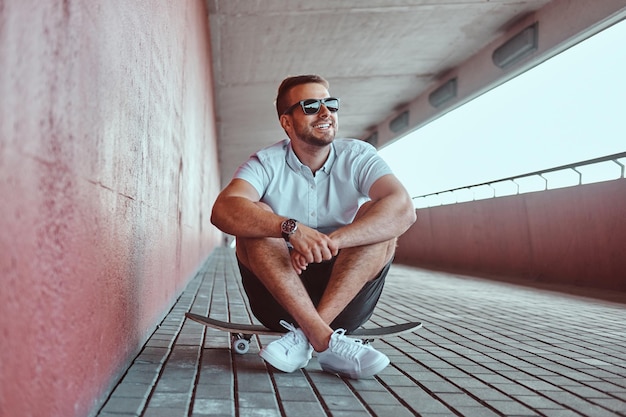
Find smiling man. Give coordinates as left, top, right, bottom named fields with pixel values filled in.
left=210, top=74, right=416, bottom=379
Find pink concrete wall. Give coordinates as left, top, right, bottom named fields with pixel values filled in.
left=396, top=179, right=626, bottom=292
left=0, top=2, right=221, bottom=416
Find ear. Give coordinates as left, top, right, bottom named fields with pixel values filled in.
left=279, top=114, right=292, bottom=132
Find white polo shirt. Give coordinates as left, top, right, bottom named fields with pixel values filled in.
left=234, top=138, right=393, bottom=234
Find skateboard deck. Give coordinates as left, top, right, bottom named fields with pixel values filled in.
left=185, top=312, right=422, bottom=354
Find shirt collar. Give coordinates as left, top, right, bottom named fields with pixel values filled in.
left=285, top=140, right=336, bottom=176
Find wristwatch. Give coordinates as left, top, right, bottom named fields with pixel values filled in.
left=280, top=219, right=298, bottom=242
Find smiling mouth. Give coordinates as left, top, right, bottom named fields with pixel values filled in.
left=313, top=123, right=332, bottom=130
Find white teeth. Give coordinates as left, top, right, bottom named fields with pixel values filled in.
left=315, top=124, right=330, bottom=129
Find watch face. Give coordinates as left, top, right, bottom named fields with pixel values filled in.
left=281, top=219, right=297, bottom=234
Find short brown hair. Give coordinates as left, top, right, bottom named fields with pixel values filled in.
left=275, top=75, right=330, bottom=118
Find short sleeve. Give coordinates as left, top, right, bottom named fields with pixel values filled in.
left=233, top=156, right=270, bottom=197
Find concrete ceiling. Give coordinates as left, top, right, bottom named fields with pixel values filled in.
left=206, top=0, right=626, bottom=185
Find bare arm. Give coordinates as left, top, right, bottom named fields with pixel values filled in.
left=210, top=179, right=284, bottom=238
left=329, top=174, right=417, bottom=249
left=212, top=178, right=338, bottom=263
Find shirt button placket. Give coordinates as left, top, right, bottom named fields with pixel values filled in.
left=309, top=181, right=317, bottom=228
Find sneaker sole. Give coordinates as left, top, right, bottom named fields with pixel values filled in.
left=259, top=349, right=311, bottom=373
left=320, top=355, right=390, bottom=379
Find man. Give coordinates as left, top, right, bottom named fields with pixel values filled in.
left=211, top=75, right=416, bottom=379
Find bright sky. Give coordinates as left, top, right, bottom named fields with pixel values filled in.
left=379, top=20, right=626, bottom=199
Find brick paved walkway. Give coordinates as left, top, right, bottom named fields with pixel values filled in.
left=98, top=247, right=626, bottom=417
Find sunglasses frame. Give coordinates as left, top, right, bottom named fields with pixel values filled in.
left=282, top=97, right=340, bottom=116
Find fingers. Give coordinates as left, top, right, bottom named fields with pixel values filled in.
left=290, top=225, right=337, bottom=264
left=308, top=245, right=333, bottom=264
left=290, top=251, right=308, bottom=275
left=289, top=225, right=340, bottom=273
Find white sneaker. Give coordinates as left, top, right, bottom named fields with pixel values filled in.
left=317, top=329, right=390, bottom=379
left=259, top=320, right=313, bottom=373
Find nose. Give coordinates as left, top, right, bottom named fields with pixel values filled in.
left=318, top=104, right=332, bottom=117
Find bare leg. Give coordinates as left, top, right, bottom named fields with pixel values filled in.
left=237, top=237, right=337, bottom=351
left=316, top=202, right=396, bottom=326
left=236, top=203, right=334, bottom=351
left=316, top=239, right=395, bottom=326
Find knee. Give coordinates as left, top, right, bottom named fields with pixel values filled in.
left=380, top=236, right=399, bottom=265
left=354, top=201, right=397, bottom=258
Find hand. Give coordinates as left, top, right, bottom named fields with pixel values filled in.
left=290, top=251, right=309, bottom=275
left=288, top=224, right=338, bottom=271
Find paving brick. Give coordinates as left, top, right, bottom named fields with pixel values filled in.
left=191, top=398, right=234, bottom=415
left=236, top=372, right=275, bottom=394
left=142, top=407, right=188, bottom=417
left=280, top=400, right=326, bottom=417
left=110, top=381, right=152, bottom=399
left=99, top=396, right=145, bottom=415
left=145, top=392, right=190, bottom=409
left=121, top=369, right=159, bottom=385
left=275, top=385, right=317, bottom=402
left=272, top=372, right=311, bottom=388
left=194, top=383, right=232, bottom=400
left=367, top=404, right=415, bottom=417
left=514, top=394, right=565, bottom=409
left=321, top=394, right=367, bottom=411
left=238, top=391, right=280, bottom=409
left=98, top=413, right=138, bottom=417
left=238, top=408, right=281, bottom=417
left=449, top=405, right=502, bottom=417
left=135, top=346, right=169, bottom=365
left=484, top=399, right=538, bottom=415
left=353, top=389, right=403, bottom=405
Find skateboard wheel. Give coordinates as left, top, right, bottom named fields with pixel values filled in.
left=233, top=338, right=250, bottom=354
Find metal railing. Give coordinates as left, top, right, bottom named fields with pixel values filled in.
left=412, top=151, right=626, bottom=208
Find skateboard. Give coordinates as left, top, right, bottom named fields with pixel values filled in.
left=185, top=312, right=422, bottom=354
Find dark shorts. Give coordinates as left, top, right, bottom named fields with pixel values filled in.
left=238, top=255, right=391, bottom=333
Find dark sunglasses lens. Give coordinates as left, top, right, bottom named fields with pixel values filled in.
left=324, top=98, right=339, bottom=112
left=301, top=99, right=321, bottom=115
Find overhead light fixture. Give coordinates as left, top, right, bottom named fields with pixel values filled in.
left=428, top=78, right=457, bottom=108
left=389, top=111, right=409, bottom=133
left=492, top=23, right=538, bottom=68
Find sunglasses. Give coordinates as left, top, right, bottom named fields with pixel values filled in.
left=282, top=97, right=340, bottom=116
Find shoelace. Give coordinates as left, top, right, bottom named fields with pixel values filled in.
left=329, top=329, right=369, bottom=360
left=276, top=320, right=305, bottom=349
